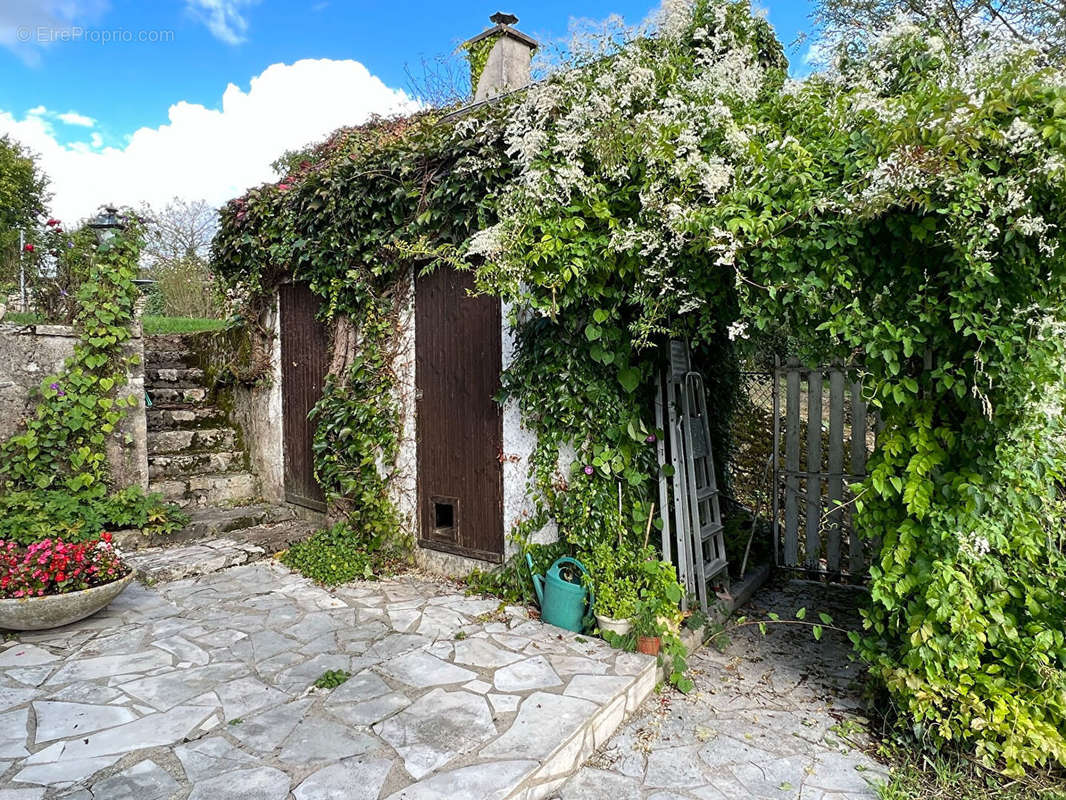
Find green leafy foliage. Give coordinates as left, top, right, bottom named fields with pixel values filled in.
left=0, top=222, right=186, bottom=541
left=211, top=0, right=1066, bottom=775
left=280, top=520, right=390, bottom=586
left=0, top=134, right=49, bottom=285
left=462, top=37, right=496, bottom=91
left=0, top=486, right=185, bottom=544
left=212, top=109, right=516, bottom=583
left=313, top=669, right=351, bottom=689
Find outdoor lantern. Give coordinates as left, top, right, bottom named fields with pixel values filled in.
left=88, top=204, right=123, bottom=243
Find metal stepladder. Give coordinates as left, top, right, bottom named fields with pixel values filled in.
left=655, top=340, right=729, bottom=614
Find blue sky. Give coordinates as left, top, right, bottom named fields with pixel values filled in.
left=0, top=0, right=817, bottom=220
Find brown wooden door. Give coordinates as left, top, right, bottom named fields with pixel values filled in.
left=280, top=282, right=329, bottom=511
left=416, top=268, right=504, bottom=562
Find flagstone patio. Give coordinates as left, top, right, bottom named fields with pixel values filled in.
left=0, top=562, right=656, bottom=800
left=557, top=581, right=889, bottom=800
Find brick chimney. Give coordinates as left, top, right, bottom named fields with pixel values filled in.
left=463, top=12, right=538, bottom=102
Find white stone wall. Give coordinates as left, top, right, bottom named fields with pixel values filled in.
left=391, top=267, right=419, bottom=544
left=501, top=301, right=543, bottom=559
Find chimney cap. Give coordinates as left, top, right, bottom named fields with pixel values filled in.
left=463, top=11, right=539, bottom=49
left=489, top=11, right=518, bottom=25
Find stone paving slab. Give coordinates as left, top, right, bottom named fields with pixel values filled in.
left=0, top=561, right=656, bottom=799
left=556, top=581, right=889, bottom=800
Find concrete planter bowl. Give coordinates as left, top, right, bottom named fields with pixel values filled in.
left=595, top=613, right=633, bottom=637
left=0, top=572, right=134, bottom=631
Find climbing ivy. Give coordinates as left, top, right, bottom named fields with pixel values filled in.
left=462, top=37, right=496, bottom=91
left=0, top=220, right=186, bottom=541
left=472, top=0, right=1066, bottom=777
left=213, top=108, right=515, bottom=582
left=214, top=0, right=1066, bottom=772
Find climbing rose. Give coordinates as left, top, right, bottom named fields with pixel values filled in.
left=23, top=244, right=34, bottom=253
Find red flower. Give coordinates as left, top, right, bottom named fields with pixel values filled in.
left=23, top=244, right=34, bottom=253
left=278, top=183, right=291, bottom=191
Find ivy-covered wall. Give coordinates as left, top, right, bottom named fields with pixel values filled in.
left=0, top=321, right=148, bottom=491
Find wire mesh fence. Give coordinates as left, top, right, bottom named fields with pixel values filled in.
left=729, top=371, right=776, bottom=517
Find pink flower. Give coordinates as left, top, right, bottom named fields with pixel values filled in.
left=583, top=465, right=595, bottom=475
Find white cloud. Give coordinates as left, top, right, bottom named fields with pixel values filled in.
left=185, top=0, right=258, bottom=45
left=57, top=111, right=95, bottom=127
left=0, top=0, right=110, bottom=64
left=0, top=58, right=421, bottom=223
left=803, top=39, right=832, bottom=67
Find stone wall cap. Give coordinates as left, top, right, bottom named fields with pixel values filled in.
left=463, top=15, right=539, bottom=50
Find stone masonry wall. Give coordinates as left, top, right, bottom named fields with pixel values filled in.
left=0, top=321, right=148, bottom=490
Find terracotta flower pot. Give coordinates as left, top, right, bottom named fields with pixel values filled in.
left=0, top=572, right=133, bottom=631
left=636, top=635, right=661, bottom=656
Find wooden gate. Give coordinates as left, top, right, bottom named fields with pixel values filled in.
left=415, top=268, right=504, bottom=563
left=772, top=359, right=875, bottom=581
left=279, top=282, right=329, bottom=511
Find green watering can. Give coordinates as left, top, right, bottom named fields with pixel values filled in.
left=527, top=555, right=593, bottom=633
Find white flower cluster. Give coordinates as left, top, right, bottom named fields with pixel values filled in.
left=472, top=0, right=772, bottom=327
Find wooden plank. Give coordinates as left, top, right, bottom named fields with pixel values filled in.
left=849, top=379, right=868, bottom=574
left=771, top=358, right=781, bottom=568
left=784, top=359, right=801, bottom=567
left=279, top=283, right=328, bottom=511
left=826, top=369, right=845, bottom=573
left=416, top=267, right=504, bottom=562
left=804, top=370, right=822, bottom=570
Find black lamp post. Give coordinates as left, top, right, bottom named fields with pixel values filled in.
left=88, top=204, right=123, bottom=243
left=89, top=204, right=156, bottom=289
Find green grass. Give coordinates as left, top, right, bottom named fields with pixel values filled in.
left=1, top=312, right=44, bottom=325
left=877, top=749, right=1066, bottom=800
left=2, top=312, right=227, bottom=335
left=141, top=316, right=228, bottom=335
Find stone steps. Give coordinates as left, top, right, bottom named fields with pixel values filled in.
left=148, top=387, right=209, bottom=405
left=125, top=518, right=320, bottom=584
left=147, top=428, right=237, bottom=455
left=148, top=450, right=245, bottom=479
left=145, top=348, right=197, bottom=370
left=151, top=471, right=258, bottom=508
left=114, top=503, right=298, bottom=551
left=144, top=367, right=206, bottom=388
left=147, top=405, right=228, bottom=431
left=143, top=333, right=262, bottom=514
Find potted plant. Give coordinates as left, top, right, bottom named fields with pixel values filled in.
left=588, top=540, right=639, bottom=636
left=632, top=596, right=662, bottom=655
left=0, top=533, right=133, bottom=631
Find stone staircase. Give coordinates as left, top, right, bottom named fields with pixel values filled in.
left=123, top=334, right=317, bottom=583
left=145, top=335, right=257, bottom=509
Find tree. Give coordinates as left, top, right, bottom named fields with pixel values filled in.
left=139, top=198, right=221, bottom=318
left=812, top=0, right=1066, bottom=59
left=0, top=136, right=50, bottom=287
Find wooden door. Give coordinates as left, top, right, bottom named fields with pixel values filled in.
left=416, top=268, right=503, bottom=562
left=280, top=282, right=329, bottom=511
